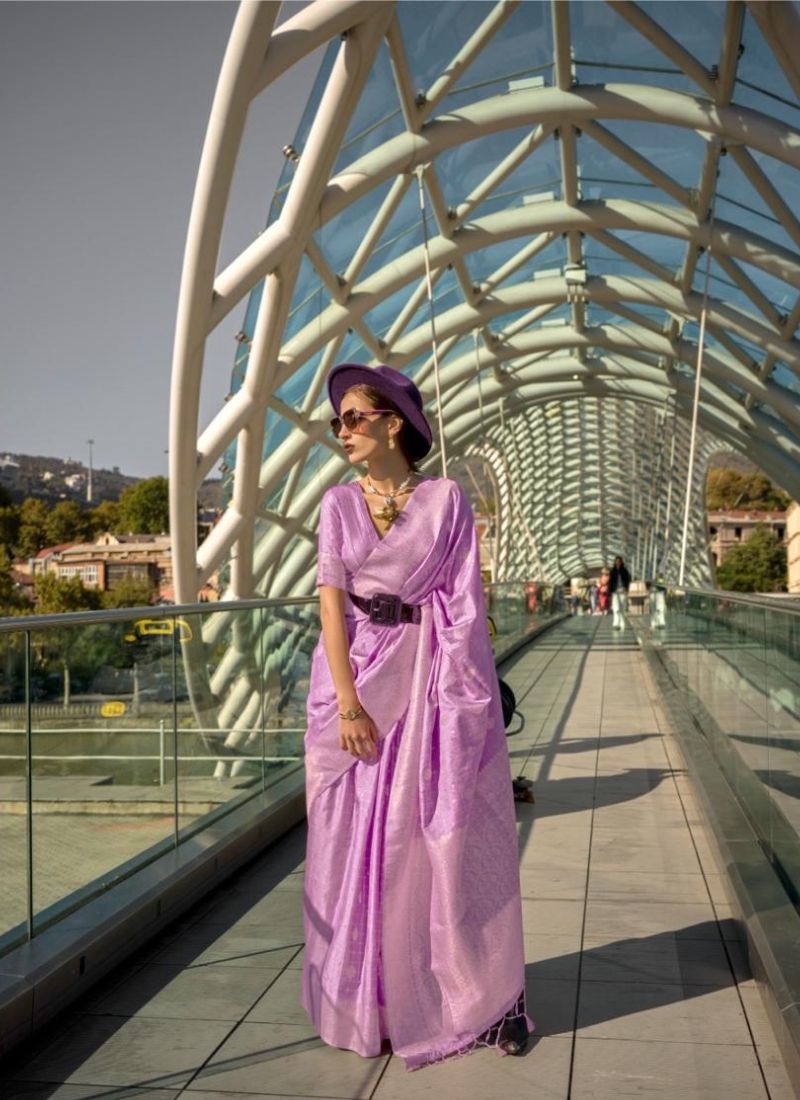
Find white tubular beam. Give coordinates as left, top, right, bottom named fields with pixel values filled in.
left=170, top=2, right=279, bottom=604
left=605, top=2, right=715, bottom=95
left=745, top=0, right=800, bottom=101
left=419, top=0, right=521, bottom=121
left=228, top=7, right=393, bottom=597
left=273, top=204, right=799, bottom=385
left=455, top=125, right=553, bottom=225
left=209, top=86, right=800, bottom=327
left=582, top=121, right=692, bottom=206
left=252, top=1, right=389, bottom=95
left=385, top=13, right=420, bottom=131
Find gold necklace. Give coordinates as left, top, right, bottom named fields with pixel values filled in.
left=365, top=472, right=414, bottom=526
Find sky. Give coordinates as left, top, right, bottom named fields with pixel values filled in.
left=0, top=1, right=319, bottom=478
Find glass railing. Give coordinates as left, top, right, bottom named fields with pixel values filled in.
left=485, top=580, right=565, bottom=641
left=644, top=588, right=800, bottom=904
left=0, top=581, right=559, bottom=958
left=0, top=597, right=319, bottom=955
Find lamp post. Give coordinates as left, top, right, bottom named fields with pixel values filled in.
left=86, top=439, right=94, bottom=504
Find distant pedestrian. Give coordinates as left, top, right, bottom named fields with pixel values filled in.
left=597, top=569, right=611, bottom=614
left=609, top=555, right=631, bottom=631
left=588, top=582, right=599, bottom=615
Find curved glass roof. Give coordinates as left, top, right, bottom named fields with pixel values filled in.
left=169, top=0, right=800, bottom=600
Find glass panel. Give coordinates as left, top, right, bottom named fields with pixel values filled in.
left=30, top=616, right=178, bottom=934
left=654, top=592, right=800, bottom=904
left=0, top=600, right=320, bottom=953
left=0, top=628, right=29, bottom=948
left=765, top=611, right=800, bottom=892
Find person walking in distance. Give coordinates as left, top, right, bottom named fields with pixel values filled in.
left=609, top=555, right=631, bottom=631
left=302, top=363, right=532, bottom=1069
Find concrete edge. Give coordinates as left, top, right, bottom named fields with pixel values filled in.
left=642, top=643, right=800, bottom=1094
left=0, top=769, right=307, bottom=1059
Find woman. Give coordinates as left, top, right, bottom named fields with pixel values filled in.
left=302, top=363, right=531, bottom=1069
left=609, top=555, right=631, bottom=631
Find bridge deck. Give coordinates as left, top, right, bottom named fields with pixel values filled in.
left=0, top=616, right=794, bottom=1099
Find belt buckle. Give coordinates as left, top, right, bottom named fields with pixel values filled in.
left=369, top=593, right=402, bottom=625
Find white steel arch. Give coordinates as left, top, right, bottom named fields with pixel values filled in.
left=171, top=0, right=800, bottom=603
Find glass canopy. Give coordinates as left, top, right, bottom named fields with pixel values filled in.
left=169, top=0, right=800, bottom=600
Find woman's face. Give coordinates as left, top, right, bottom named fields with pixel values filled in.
left=337, top=390, right=400, bottom=466
left=614, top=556, right=623, bottom=567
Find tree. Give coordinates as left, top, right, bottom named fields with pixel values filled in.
left=0, top=546, right=31, bottom=616
left=716, top=525, right=787, bottom=593
left=0, top=505, right=20, bottom=557
left=706, top=468, right=790, bottom=511
left=87, top=499, right=121, bottom=537
left=16, top=498, right=50, bottom=559
left=117, top=477, right=169, bottom=534
left=102, top=574, right=155, bottom=609
left=45, top=501, right=90, bottom=547
left=34, top=573, right=102, bottom=614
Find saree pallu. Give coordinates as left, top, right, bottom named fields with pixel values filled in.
left=302, top=478, right=529, bottom=1069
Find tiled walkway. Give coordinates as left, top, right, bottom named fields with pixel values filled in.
left=1, top=616, right=795, bottom=1099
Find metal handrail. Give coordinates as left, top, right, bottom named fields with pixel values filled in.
left=0, top=582, right=558, bottom=635
left=673, top=586, right=800, bottom=617
left=0, top=594, right=320, bottom=635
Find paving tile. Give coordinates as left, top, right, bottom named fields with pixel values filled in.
left=737, top=984, right=798, bottom=1099
left=244, top=967, right=307, bottom=1026
left=589, top=839, right=702, bottom=877
left=576, top=979, right=751, bottom=1044
left=583, top=899, right=718, bottom=941
left=371, top=1035, right=572, bottom=1099
left=193, top=890, right=304, bottom=938
left=524, top=934, right=582, bottom=981
left=523, top=978, right=577, bottom=1037
left=580, top=934, right=736, bottom=987
left=0, top=1087, right=180, bottom=1100
left=86, top=963, right=277, bottom=1021
left=586, top=870, right=711, bottom=903
left=571, top=1036, right=770, bottom=1099
left=9, top=1015, right=233, bottom=1088
left=520, top=865, right=586, bottom=900
left=185, top=1022, right=386, bottom=1098
left=183, top=1094, right=358, bottom=1100
left=149, top=929, right=302, bottom=971
left=521, top=898, right=585, bottom=937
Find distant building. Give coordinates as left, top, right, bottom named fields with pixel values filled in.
left=787, top=502, right=800, bottom=595
left=707, top=509, right=787, bottom=568
left=30, top=533, right=219, bottom=602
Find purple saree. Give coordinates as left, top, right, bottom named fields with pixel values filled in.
left=302, top=477, right=529, bottom=1069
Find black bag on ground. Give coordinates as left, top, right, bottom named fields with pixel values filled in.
left=498, top=678, right=516, bottom=729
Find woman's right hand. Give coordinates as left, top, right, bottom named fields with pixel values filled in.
left=338, top=710, right=379, bottom=760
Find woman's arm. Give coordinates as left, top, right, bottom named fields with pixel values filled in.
left=318, top=585, right=378, bottom=759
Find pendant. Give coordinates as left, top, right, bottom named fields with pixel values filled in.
left=375, top=498, right=400, bottom=525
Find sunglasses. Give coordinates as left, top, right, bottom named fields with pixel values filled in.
left=330, top=408, right=395, bottom=437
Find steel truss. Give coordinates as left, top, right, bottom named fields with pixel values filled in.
left=171, top=0, right=800, bottom=604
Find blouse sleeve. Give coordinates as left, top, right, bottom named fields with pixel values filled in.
left=316, top=490, right=346, bottom=590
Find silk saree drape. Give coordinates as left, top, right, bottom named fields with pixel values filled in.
left=302, top=478, right=528, bottom=1069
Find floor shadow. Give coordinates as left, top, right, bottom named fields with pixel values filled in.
left=0, top=823, right=308, bottom=1095
left=754, top=768, right=800, bottom=802
left=526, top=920, right=743, bottom=1035
left=514, top=769, right=673, bottom=818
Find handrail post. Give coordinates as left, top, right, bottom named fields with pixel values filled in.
left=159, top=719, right=166, bottom=788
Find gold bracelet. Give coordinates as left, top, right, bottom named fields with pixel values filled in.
left=338, top=705, right=364, bottom=721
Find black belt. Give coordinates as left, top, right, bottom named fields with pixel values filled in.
left=349, top=592, right=422, bottom=626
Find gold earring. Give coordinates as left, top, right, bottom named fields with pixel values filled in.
left=388, top=436, right=395, bottom=450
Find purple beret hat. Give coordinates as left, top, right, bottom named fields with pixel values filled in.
left=327, top=363, right=433, bottom=460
